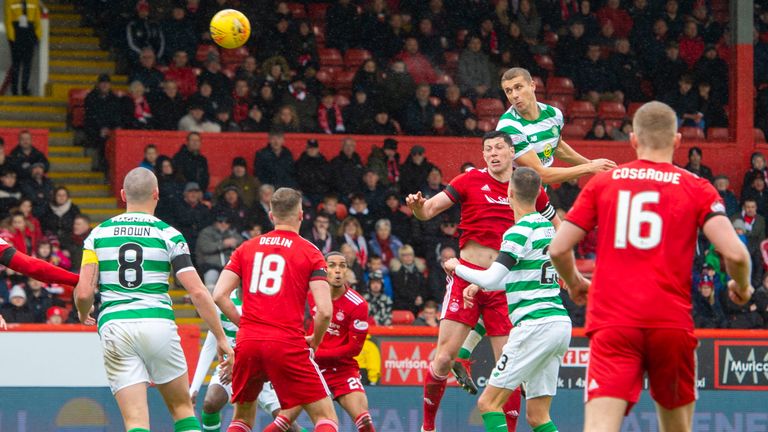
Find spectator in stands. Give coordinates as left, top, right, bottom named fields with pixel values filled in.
left=722, top=287, right=765, bottom=329
left=379, top=192, right=411, bottom=243
left=691, top=4, right=722, bottom=44
left=365, top=254, right=392, bottom=296
left=280, top=79, right=319, bottom=131
left=4, top=0, right=41, bottom=95
left=344, top=90, right=376, bottom=134
left=9, top=130, right=48, bottom=181
left=330, top=138, right=365, bottom=201
left=62, top=214, right=90, bottom=273
left=240, top=104, right=269, bottom=132
left=391, top=244, right=426, bottom=314
left=339, top=216, right=369, bottom=267
left=16, top=198, right=42, bottom=238
left=261, top=57, right=291, bottom=95
left=214, top=157, right=260, bottom=208
left=743, top=174, right=768, bottom=217
left=125, top=0, right=165, bottom=70
left=40, top=187, right=80, bottom=240
left=0, top=170, right=22, bottom=220
left=1, top=285, right=34, bottom=323
left=367, top=138, right=401, bottom=189
left=252, top=83, right=279, bottom=125
left=609, top=120, right=633, bottom=141
left=430, top=113, right=455, bottom=136
left=253, top=131, right=297, bottom=189
left=585, top=119, right=611, bottom=140
left=212, top=185, right=248, bottom=230
left=198, top=56, right=232, bottom=101
left=461, top=115, right=484, bottom=137
left=37, top=238, right=70, bottom=270
left=662, top=0, right=684, bottom=39
left=757, top=87, right=768, bottom=145
left=420, top=166, right=445, bottom=200
left=555, top=20, right=588, bottom=78
left=628, top=0, right=653, bottom=40
left=288, top=20, right=318, bottom=71
left=380, top=13, right=407, bottom=61
left=303, top=212, right=338, bottom=255
left=165, top=50, right=198, bottom=98
left=234, top=56, right=259, bottom=90
left=516, top=0, right=542, bottom=45
left=363, top=270, right=393, bottom=326
left=319, top=193, right=343, bottom=235
left=161, top=5, right=197, bottom=63
left=248, top=184, right=275, bottom=233
left=413, top=300, right=440, bottom=327
left=733, top=199, right=766, bottom=250
left=139, top=144, right=159, bottom=171
left=596, top=0, right=633, bottom=39
left=714, top=175, right=740, bottom=218
left=438, top=85, right=471, bottom=133
left=696, top=81, right=728, bottom=131
left=360, top=0, right=391, bottom=60
left=83, top=74, right=122, bottom=170
left=679, top=19, right=705, bottom=68
left=684, top=147, right=714, bottom=183
left=369, top=219, right=403, bottom=268
left=213, top=107, right=240, bottom=132
left=173, top=132, right=210, bottom=192
left=402, top=85, right=437, bottom=136
left=46, top=306, right=66, bottom=325
left=326, top=0, right=361, bottom=51
left=638, top=18, right=670, bottom=75
left=318, top=91, right=347, bottom=134
left=269, top=105, right=301, bottom=133
left=693, top=273, right=727, bottom=328
left=394, top=37, right=438, bottom=85
left=458, top=35, right=494, bottom=100
left=361, top=170, right=386, bottom=215
left=416, top=18, right=447, bottom=65
left=573, top=0, right=600, bottom=38
left=551, top=178, right=582, bottom=218
left=694, top=45, right=729, bottom=103
left=128, top=48, right=164, bottom=94
left=0, top=139, right=9, bottom=175
left=230, top=79, right=251, bottom=125
left=368, top=110, right=399, bottom=135
left=576, top=44, right=621, bottom=105
left=19, top=162, right=53, bottom=218
left=743, top=152, right=768, bottom=195
left=353, top=61, right=386, bottom=109
left=174, top=182, right=212, bottom=260
left=653, top=41, right=688, bottom=97
left=123, top=81, right=155, bottom=130
left=25, top=278, right=54, bottom=323
left=382, top=61, right=417, bottom=118
left=150, top=80, right=187, bottom=131
left=608, top=38, right=643, bottom=103
left=153, top=156, right=185, bottom=224
left=178, top=103, right=220, bottom=133
left=196, top=214, right=244, bottom=289
left=400, top=146, right=436, bottom=195
left=594, top=19, right=619, bottom=52
left=5, top=211, right=37, bottom=255
left=664, top=74, right=703, bottom=129
left=295, top=139, right=331, bottom=206
left=349, top=194, right=376, bottom=235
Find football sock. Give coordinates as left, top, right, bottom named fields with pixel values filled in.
left=314, top=419, right=339, bottom=432
left=263, top=415, right=290, bottom=432
left=503, top=388, right=522, bottom=432
left=175, top=416, right=202, bottom=432
left=354, top=411, right=375, bottom=432
left=202, top=411, right=222, bottom=432
left=127, top=429, right=150, bottom=432
left=481, top=412, right=507, bottom=432
left=226, top=420, right=251, bottom=432
left=458, top=320, right=486, bottom=359
left=422, top=364, right=448, bottom=431
left=533, top=421, right=558, bottom=432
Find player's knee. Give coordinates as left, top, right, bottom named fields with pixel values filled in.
left=432, top=351, right=453, bottom=371
left=525, top=410, right=550, bottom=428
left=476, top=393, right=500, bottom=414
left=202, top=398, right=220, bottom=414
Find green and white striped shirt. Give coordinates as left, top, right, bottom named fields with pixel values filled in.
left=221, top=295, right=242, bottom=345
left=83, top=212, right=194, bottom=331
left=498, top=213, right=570, bottom=326
left=496, top=102, right=564, bottom=167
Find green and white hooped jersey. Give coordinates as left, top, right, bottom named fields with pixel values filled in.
left=84, top=212, right=194, bottom=331
left=496, top=102, right=564, bottom=168
left=221, top=295, right=242, bottom=346
left=499, top=213, right=570, bottom=326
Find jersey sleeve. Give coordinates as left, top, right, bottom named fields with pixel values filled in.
left=696, top=180, right=727, bottom=227
left=496, top=119, right=532, bottom=159
left=0, top=239, right=15, bottom=266
left=566, top=175, right=600, bottom=232
left=165, top=227, right=195, bottom=274
left=80, top=230, right=98, bottom=267
left=350, top=301, right=370, bottom=335
left=224, top=244, right=244, bottom=277
left=307, top=246, right=328, bottom=281
left=500, top=225, right=532, bottom=261
left=535, top=186, right=557, bottom=220
left=444, top=172, right=469, bottom=203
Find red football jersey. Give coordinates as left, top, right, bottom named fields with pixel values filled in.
left=308, top=287, right=369, bottom=369
left=566, top=160, right=725, bottom=333
left=225, top=230, right=327, bottom=346
left=444, top=168, right=556, bottom=249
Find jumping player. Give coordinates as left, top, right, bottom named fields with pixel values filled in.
left=75, top=167, right=233, bottom=432
left=406, top=131, right=560, bottom=432
left=550, top=101, right=753, bottom=432
left=445, top=168, right=571, bottom=432
left=0, top=236, right=80, bottom=329
left=213, top=187, right=339, bottom=432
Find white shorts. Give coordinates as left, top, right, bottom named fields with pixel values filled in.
left=488, top=319, right=572, bottom=399
left=100, top=319, right=188, bottom=394
left=208, top=367, right=281, bottom=414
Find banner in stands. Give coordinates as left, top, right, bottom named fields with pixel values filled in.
left=715, top=340, right=768, bottom=390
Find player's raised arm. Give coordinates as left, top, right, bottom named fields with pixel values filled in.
left=406, top=190, right=454, bottom=221
left=2, top=244, right=80, bottom=287
left=703, top=215, right=754, bottom=304
left=308, top=279, right=332, bottom=350
left=516, top=150, right=615, bottom=185
left=553, top=138, right=592, bottom=165
left=549, top=221, right=590, bottom=305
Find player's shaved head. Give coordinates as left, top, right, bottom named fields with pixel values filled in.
left=511, top=167, right=541, bottom=205
left=632, top=101, right=677, bottom=149
left=270, top=187, right=302, bottom=222
left=123, top=167, right=158, bottom=203
left=501, top=67, right=532, bottom=83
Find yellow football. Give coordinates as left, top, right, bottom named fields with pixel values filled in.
left=210, top=9, right=251, bottom=49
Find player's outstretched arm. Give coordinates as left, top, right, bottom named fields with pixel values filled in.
left=445, top=256, right=515, bottom=291
left=3, top=247, right=80, bottom=286
left=517, top=149, right=616, bottom=185
left=178, top=269, right=234, bottom=366
left=554, top=138, right=593, bottom=166
left=189, top=331, right=218, bottom=400
left=74, top=262, right=98, bottom=325
left=406, top=191, right=454, bottom=221
left=703, top=215, right=754, bottom=304
left=550, top=221, right=590, bottom=305
left=308, top=279, right=332, bottom=350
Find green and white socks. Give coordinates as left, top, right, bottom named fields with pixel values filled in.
left=202, top=411, right=222, bottom=432
left=459, top=320, right=486, bottom=360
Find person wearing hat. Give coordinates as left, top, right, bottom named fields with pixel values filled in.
left=212, top=185, right=249, bottom=231
left=84, top=74, right=123, bottom=170
left=125, top=0, right=165, bottom=71
left=399, top=145, right=435, bottom=196
left=367, top=138, right=401, bottom=188
left=8, top=130, right=48, bottom=181
left=46, top=306, right=66, bottom=325
left=296, top=139, right=331, bottom=207
left=361, top=270, right=393, bottom=326
left=0, top=285, right=34, bottom=324
left=195, top=214, right=244, bottom=290
left=4, top=0, right=42, bottom=95
left=0, top=169, right=22, bottom=220
left=172, top=181, right=213, bottom=257
left=214, top=157, right=261, bottom=208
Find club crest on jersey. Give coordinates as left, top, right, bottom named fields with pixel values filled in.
left=336, top=310, right=345, bottom=321
left=484, top=195, right=509, bottom=205
left=449, top=299, right=460, bottom=313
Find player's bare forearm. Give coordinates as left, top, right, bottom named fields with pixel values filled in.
left=408, top=191, right=453, bottom=221
left=74, top=263, right=98, bottom=317
left=550, top=221, right=587, bottom=287
left=517, top=151, right=614, bottom=185
left=703, top=216, right=753, bottom=293
left=212, top=269, right=242, bottom=326
left=179, top=270, right=229, bottom=342
left=554, top=139, right=591, bottom=165
left=309, top=279, right=332, bottom=348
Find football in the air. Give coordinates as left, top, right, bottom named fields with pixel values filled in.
left=209, top=9, right=251, bottom=49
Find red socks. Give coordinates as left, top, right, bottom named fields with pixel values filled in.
left=314, top=419, right=339, bottom=432
left=354, top=411, right=375, bottom=432
left=422, top=365, right=448, bottom=431
left=262, top=415, right=290, bottom=432
left=227, top=420, right=252, bottom=432
left=503, top=388, right=522, bottom=432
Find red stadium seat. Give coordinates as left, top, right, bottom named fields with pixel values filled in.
left=316, top=68, right=336, bottom=86
left=220, top=47, right=249, bottom=69
left=542, top=99, right=566, bottom=114
left=318, top=48, right=343, bottom=68
left=533, top=75, right=546, bottom=98
left=546, top=77, right=575, bottom=96
left=286, top=2, right=307, bottom=19
left=569, top=117, right=594, bottom=130
left=627, top=102, right=643, bottom=119
left=344, top=48, right=372, bottom=69
left=308, top=3, right=330, bottom=23
left=534, top=55, right=555, bottom=73
left=568, top=101, right=596, bottom=119
left=598, top=101, right=626, bottom=120
left=604, top=119, right=623, bottom=133
left=756, top=128, right=767, bottom=143
left=680, top=127, right=705, bottom=140
left=543, top=31, right=559, bottom=50
left=476, top=98, right=505, bottom=118
left=392, top=310, right=416, bottom=325
left=195, top=43, right=220, bottom=65
left=707, top=127, right=729, bottom=141
left=562, top=124, right=587, bottom=140
left=333, top=69, right=356, bottom=92
left=478, top=119, right=495, bottom=132
left=68, top=88, right=90, bottom=129
left=548, top=93, right=574, bottom=109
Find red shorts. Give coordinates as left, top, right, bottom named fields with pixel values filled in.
left=319, top=365, right=365, bottom=399
left=231, top=339, right=330, bottom=409
left=440, top=259, right=512, bottom=337
left=586, top=327, right=698, bottom=413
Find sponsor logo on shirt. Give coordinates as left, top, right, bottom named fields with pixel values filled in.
left=484, top=195, right=509, bottom=206
left=711, top=201, right=726, bottom=214
left=353, top=319, right=368, bottom=331
left=481, top=184, right=491, bottom=192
